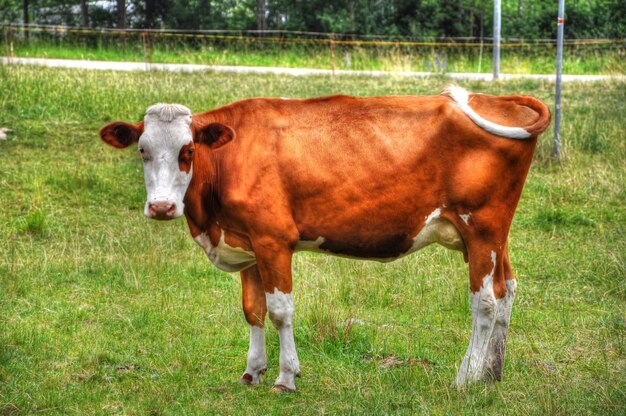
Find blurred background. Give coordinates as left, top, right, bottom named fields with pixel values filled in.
left=2, top=1, right=625, bottom=74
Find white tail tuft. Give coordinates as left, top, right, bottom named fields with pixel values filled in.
left=441, top=85, right=531, bottom=139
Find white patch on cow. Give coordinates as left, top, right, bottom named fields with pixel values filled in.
left=455, top=276, right=497, bottom=385
left=410, top=208, right=465, bottom=253
left=486, top=278, right=517, bottom=382
left=193, top=233, right=213, bottom=255
left=242, top=325, right=267, bottom=384
left=139, top=103, right=194, bottom=218
left=193, top=230, right=256, bottom=273
left=442, top=85, right=531, bottom=139
left=486, top=251, right=496, bottom=279
left=266, top=288, right=300, bottom=391
left=425, top=207, right=442, bottom=224
left=459, top=213, right=471, bottom=225
left=494, top=279, right=516, bottom=333
left=455, top=250, right=503, bottom=386
left=295, top=236, right=326, bottom=252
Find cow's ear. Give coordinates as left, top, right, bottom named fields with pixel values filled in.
left=99, top=121, right=143, bottom=149
left=195, top=123, right=235, bottom=149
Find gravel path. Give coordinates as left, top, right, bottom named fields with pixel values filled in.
left=2, top=56, right=623, bottom=82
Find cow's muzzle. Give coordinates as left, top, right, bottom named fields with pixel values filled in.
left=147, top=201, right=177, bottom=220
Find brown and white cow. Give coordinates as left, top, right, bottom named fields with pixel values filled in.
left=99, top=86, right=551, bottom=391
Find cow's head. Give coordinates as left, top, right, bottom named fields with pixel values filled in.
left=99, top=104, right=233, bottom=221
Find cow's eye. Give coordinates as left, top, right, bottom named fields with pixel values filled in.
left=187, top=148, right=194, bottom=156
left=138, top=147, right=150, bottom=161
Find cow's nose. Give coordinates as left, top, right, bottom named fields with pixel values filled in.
left=148, top=201, right=177, bottom=220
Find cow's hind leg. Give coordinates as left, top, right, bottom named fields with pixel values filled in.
left=486, top=248, right=516, bottom=381
left=239, top=266, right=268, bottom=385
left=455, top=241, right=508, bottom=386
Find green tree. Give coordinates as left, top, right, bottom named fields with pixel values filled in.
left=1, top=0, right=625, bottom=40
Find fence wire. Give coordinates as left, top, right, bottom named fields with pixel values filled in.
left=2, top=24, right=624, bottom=74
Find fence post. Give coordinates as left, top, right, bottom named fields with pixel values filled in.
left=478, top=38, right=484, bottom=73
left=9, top=23, right=14, bottom=59
left=493, top=0, right=501, bottom=80
left=142, top=31, right=151, bottom=71
left=2, top=25, right=7, bottom=59
left=553, top=0, right=565, bottom=160
left=329, top=36, right=336, bottom=76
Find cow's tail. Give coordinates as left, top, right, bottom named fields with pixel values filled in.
left=441, top=85, right=551, bottom=139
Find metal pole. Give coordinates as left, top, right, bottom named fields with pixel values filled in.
left=142, top=32, right=150, bottom=71
left=493, top=0, right=501, bottom=80
left=329, top=36, right=336, bottom=76
left=478, top=38, right=484, bottom=73
left=9, top=23, right=14, bottom=59
left=554, top=0, right=565, bottom=159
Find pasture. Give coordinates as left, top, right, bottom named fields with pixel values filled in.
left=0, top=65, right=624, bottom=415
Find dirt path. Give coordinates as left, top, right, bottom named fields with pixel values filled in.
left=2, top=56, right=623, bottom=82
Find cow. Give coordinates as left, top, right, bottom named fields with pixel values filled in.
left=99, top=85, right=551, bottom=392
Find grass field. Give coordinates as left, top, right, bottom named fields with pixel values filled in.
left=4, top=34, right=626, bottom=75
left=0, top=65, right=624, bottom=415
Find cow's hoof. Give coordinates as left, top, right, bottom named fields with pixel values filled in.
left=239, top=369, right=266, bottom=385
left=238, top=373, right=255, bottom=385
left=238, top=367, right=267, bottom=385
left=271, top=384, right=296, bottom=393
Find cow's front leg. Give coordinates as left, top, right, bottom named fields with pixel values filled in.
left=254, top=241, right=301, bottom=392
left=239, top=266, right=268, bottom=385
left=266, top=287, right=301, bottom=392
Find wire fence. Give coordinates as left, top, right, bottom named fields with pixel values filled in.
left=2, top=23, right=625, bottom=74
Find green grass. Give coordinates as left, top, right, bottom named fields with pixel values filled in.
left=4, top=34, right=626, bottom=75
left=0, top=65, right=625, bottom=415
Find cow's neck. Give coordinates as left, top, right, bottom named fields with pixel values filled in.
left=183, top=148, right=222, bottom=234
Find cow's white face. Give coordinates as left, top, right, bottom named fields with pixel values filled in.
left=137, top=104, right=195, bottom=220
left=100, top=103, right=235, bottom=221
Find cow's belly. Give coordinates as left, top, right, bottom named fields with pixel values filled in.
left=295, top=217, right=465, bottom=261
left=192, top=213, right=464, bottom=271
left=194, top=230, right=256, bottom=272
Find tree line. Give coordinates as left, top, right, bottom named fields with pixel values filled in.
left=2, top=1, right=625, bottom=39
